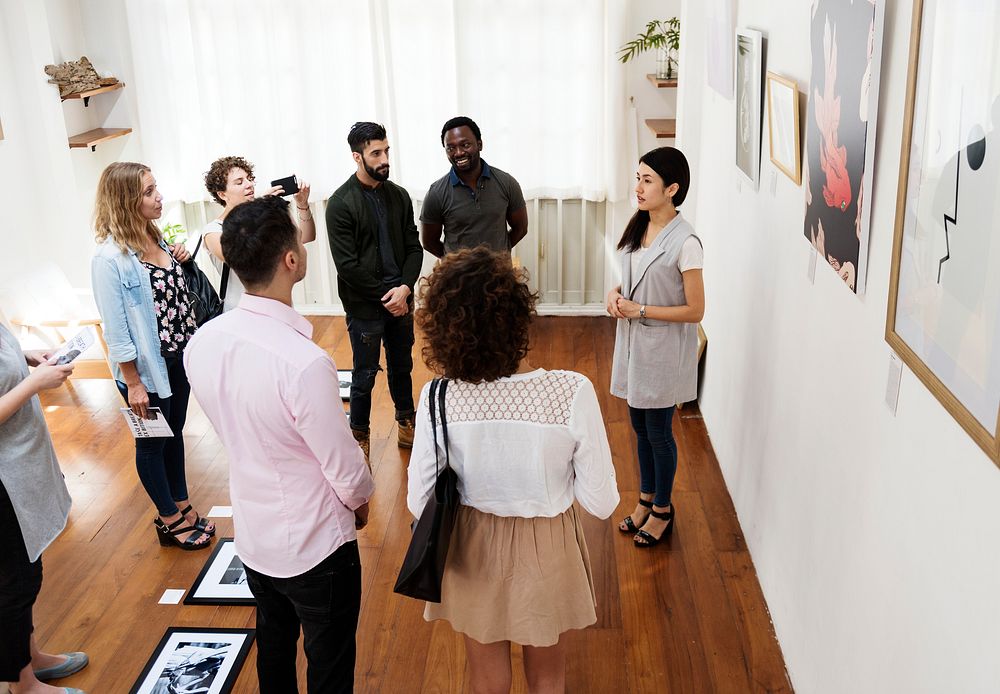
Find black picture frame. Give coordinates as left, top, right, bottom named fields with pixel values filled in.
left=184, top=538, right=255, bottom=606
left=128, top=627, right=254, bottom=694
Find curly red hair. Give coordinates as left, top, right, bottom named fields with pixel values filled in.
left=416, top=247, right=537, bottom=382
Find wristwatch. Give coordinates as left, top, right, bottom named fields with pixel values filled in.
left=639, top=305, right=646, bottom=319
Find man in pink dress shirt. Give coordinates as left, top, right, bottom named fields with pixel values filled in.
left=184, top=196, right=374, bottom=693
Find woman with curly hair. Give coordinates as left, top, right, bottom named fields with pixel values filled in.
left=407, top=247, right=619, bottom=694
left=91, top=162, right=214, bottom=550
left=201, top=156, right=315, bottom=312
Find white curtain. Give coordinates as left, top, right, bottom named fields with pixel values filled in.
left=125, top=0, right=631, bottom=204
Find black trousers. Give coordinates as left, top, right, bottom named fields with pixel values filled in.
left=0, top=479, right=42, bottom=682
left=244, top=540, right=362, bottom=693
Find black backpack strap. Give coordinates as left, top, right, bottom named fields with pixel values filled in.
left=428, top=378, right=440, bottom=478
left=438, top=379, right=450, bottom=471
left=220, top=263, right=231, bottom=302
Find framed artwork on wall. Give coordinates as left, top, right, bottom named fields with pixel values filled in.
left=706, top=0, right=735, bottom=98
left=766, top=72, right=801, bottom=185
left=735, top=28, right=763, bottom=190
left=129, top=628, right=254, bottom=694
left=886, top=0, right=1000, bottom=465
left=802, top=0, right=885, bottom=294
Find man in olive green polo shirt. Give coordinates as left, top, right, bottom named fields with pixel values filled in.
left=419, top=116, right=528, bottom=257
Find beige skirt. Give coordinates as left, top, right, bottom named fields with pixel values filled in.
left=424, top=504, right=597, bottom=647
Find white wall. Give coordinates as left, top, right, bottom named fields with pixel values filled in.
left=678, top=1, right=1000, bottom=692
left=0, top=0, right=142, bottom=296
left=625, top=0, right=682, bottom=158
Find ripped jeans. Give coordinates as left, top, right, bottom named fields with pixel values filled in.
left=345, top=312, right=416, bottom=432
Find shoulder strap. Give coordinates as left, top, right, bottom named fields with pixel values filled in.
left=427, top=378, right=451, bottom=477
left=220, top=263, right=231, bottom=302
left=438, top=379, right=450, bottom=471
left=429, top=378, right=440, bottom=478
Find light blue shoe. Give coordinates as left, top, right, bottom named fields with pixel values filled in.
left=33, top=651, right=89, bottom=680
left=64, top=689, right=86, bottom=694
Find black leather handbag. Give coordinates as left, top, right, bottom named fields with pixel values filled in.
left=393, top=378, right=459, bottom=603
left=182, top=236, right=223, bottom=326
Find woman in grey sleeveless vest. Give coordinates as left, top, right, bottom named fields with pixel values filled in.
left=607, top=147, right=705, bottom=547
left=0, top=324, right=89, bottom=692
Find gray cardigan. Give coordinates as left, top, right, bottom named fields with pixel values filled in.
left=0, top=323, right=71, bottom=562
left=610, top=214, right=701, bottom=409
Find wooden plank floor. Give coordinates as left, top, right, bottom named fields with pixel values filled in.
left=25, top=316, right=791, bottom=693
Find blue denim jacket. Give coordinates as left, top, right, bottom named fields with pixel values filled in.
left=91, top=238, right=172, bottom=397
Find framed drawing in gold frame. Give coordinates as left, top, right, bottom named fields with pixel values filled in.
left=766, top=72, right=801, bottom=185
left=885, top=0, right=1000, bottom=465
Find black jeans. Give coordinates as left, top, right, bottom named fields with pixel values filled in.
left=244, top=541, right=362, bottom=694
left=628, top=405, right=678, bottom=507
left=346, top=312, right=415, bottom=431
left=0, top=480, right=42, bottom=682
left=115, top=354, right=192, bottom=516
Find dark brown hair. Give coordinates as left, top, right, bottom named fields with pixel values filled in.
left=416, top=247, right=537, bottom=383
left=204, top=155, right=255, bottom=206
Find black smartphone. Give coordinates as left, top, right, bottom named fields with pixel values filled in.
left=270, top=175, right=300, bottom=196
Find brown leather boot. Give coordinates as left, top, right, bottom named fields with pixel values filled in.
left=397, top=418, right=415, bottom=449
left=352, top=428, right=370, bottom=468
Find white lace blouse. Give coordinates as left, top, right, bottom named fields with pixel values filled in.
left=407, top=369, right=620, bottom=519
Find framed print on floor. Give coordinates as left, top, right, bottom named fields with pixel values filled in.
left=766, top=72, right=801, bottom=185
left=803, top=0, right=885, bottom=294
left=735, top=28, right=763, bottom=190
left=129, top=627, right=254, bottom=694
left=185, top=538, right=255, bottom=606
left=886, top=0, right=1000, bottom=465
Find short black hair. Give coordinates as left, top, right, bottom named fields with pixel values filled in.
left=221, top=196, right=298, bottom=289
left=348, top=122, right=387, bottom=154
left=440, top=116, right=481, bottom=145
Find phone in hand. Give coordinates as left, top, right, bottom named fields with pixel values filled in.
left=270, top=175, right=300, bottom=196
left=55, top=349, right=82, bottom=365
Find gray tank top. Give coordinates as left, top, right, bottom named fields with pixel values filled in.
left=0, top=323, right=71, bottom=562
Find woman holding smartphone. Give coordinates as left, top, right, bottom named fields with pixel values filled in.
left=91, top=162, right=214, bottom=550
left=200, top=156, right=315, bottom=312
left=608, top=146, right=704, bottom=548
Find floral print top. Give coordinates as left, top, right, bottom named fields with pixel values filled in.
left=140, top=257, right=197, bottom=355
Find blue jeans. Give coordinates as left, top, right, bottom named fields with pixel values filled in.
left=628, top=405, right=677, bottom=508
left=346, top=312, right=415, bottom=431
left=116, top=354, right=191, bottom=517
left=244, top=540, right=362, bottom=694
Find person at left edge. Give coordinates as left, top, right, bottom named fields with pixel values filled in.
left=91, top=162, right=215, bottom=551
left=185, top=196, right=374, bottom=693
left=325, top=122, right=424, bottom=464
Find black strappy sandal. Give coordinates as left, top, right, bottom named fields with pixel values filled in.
left=154, top=516, right=212, bottom=550
left=618, top=498, right=653, bottom=533
left=179, top=504, right=216, bottom=536
left=633, top=505, right=675, bottom=548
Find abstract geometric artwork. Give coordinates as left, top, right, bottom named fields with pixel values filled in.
left=886, top=0, right=1000, bottom=465
left=802, top=0, right=885, bottom=294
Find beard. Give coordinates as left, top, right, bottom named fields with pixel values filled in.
left=365, top=162, right=390, bottom=182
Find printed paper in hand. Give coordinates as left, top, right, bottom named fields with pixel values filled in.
left=121, top=407, right=174, bottom=438
left=48, top=327, right=96, bottom=365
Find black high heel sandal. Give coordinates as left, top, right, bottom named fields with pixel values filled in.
left=154, top=516, right=212, bottom=550
left=618, top=498, right=653, bottom=533
left=633, top=504, right=675, bottom=547
left=179, top=504, right=216, bottom=536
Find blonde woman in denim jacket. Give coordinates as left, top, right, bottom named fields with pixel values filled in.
left=91, top=162, right=214, bottom=550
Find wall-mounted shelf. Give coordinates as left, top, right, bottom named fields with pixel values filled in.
left=68, top=127, right=132, bottom=151
left=646, top=74, right=678, bottom=89
left=644, top=118, right=676, bottom=139
left=61, top=82, right=124, bottom=107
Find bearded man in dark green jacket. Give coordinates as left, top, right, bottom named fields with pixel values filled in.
left=326, top=122, right=424, bottom=462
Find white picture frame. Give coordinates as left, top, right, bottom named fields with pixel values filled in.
left=735, top=28, right=763, bottom=190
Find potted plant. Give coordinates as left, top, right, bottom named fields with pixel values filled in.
left=618, top=17, right=681, bottom=80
